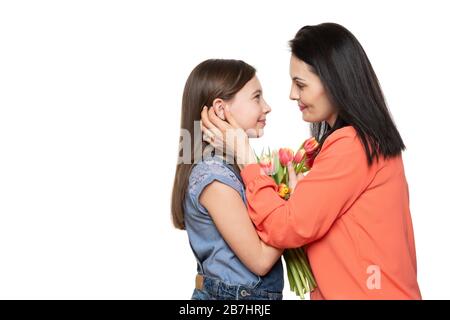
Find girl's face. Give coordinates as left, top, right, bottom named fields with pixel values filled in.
left=289, top=55, right=338, bottom=127
left=213, top=76, right=271, bottom=138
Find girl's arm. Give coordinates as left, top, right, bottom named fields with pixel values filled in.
left=200, top=181, right=283, bottom=276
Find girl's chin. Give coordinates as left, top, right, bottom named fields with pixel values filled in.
left=248, top=128, right=264, bottom=138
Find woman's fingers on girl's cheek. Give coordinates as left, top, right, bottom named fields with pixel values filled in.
left=201, top=126, right=222, bottom=145
left=201, top=107, right=213, bottom=129
left=201, top=126, right=211, bottom=137
left=211, top=126, right=223, bottom=137
left=224, top=105, right=239, bottom=128
left=208, top=107, right=228, bottom=130
left=201, top=118, right=221, bottom=138
left=200, top=121, right=208, bottom=133
left=203, top=133, right=212, bottom=143
left=207, top=107, right=219, bottom=124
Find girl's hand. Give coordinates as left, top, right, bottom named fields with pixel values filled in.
left=201, top=106, right=256, bottom=169
left=287, top=163, right=305, bottom=192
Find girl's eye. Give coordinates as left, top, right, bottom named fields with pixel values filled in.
left=296, top=83, right=304, bottom=89
left=254, top=94, right=261, bottom=100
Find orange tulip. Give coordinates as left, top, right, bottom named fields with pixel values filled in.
left=278, top=183, right=290, bottom=198
left=305, top=155, right=315, bottom=169
left=303, top=137, right=319, bottom=155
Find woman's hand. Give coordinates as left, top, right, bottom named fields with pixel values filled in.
left=287, top=163, right=305, bottom=192
left=201, top=106, right=257, bottom=169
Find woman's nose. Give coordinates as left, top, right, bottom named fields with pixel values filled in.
left=290, top=85, right=299, bottom=100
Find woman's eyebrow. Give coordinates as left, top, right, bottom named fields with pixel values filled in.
left=292, top=76, right=305, bottom=82
left=252, top=89, right=262, bottom=95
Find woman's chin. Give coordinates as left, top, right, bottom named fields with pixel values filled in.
left=302, top=114, right=315, bottom=123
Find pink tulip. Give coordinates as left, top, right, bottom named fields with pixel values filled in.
left=259, top=155, right=275, bottom=176
left=293, top=148, right=306, bottom=164
left=278, top=148, right=294, bottom=167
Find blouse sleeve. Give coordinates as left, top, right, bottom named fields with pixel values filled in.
left=240, top=131, right=374, bottom=248
left=188, top=158, right=244, bottom=216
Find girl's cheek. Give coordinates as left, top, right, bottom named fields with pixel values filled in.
left=231, top=110, right=248, bottom=129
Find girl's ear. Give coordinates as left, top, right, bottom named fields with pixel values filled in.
left=211, top=98, right=226, bottom=120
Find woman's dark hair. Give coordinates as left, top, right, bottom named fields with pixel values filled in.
left=171, top=59, right=256, bottom=230
left=289, top=22, right=405, bottom=165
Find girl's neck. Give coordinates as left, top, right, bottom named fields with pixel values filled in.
left=212, top=150, right=236, bottom=165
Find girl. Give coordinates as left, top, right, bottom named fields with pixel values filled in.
left=201, top=23, right=422, bottom=299
left=171, top=59, right=284, bottom=300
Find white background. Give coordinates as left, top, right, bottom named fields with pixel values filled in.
left=1, top=0, right=449, bottom=299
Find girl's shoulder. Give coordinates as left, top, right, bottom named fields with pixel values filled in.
left=187, top=155, right=245, bottom=214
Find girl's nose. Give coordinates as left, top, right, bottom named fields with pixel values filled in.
left=263, top=100, right=272, bottom=113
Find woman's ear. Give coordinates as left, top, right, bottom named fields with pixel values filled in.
left=211, top=98, right=226, bottom=120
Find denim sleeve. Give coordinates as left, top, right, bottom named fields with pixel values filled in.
left=188, top=159, right=244, bottom=215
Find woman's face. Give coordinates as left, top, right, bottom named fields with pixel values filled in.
left=289, top=55, right=337, bottom=126
left=214, top=76, right=271, bottom=138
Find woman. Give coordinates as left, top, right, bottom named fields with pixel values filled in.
left=171, top=59, right=284, bottom=300
left=201, top=23, right=421, bottom=299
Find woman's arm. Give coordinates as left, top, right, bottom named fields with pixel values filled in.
left=199, top=181, right=283, bottom=276
left=200, top=106, right=373, bottom=249
left=242, top=132, right=374, bottom=248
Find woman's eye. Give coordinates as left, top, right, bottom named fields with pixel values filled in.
left=254, top=94, right=261, bottom=100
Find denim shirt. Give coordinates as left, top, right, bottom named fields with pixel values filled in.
left=184, top=155, right=283, bottom=293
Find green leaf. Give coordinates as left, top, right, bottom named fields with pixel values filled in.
left=273, top=152, right=283, bottom=185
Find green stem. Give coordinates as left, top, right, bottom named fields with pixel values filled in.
left=285, top=165, right=289, bottom=186
left=295, top=156, right=306, bottom=174
left=293, top=249, right=313, bottom=291
left=297, top=248, right=317, bottom=288
left=285, top=255, right=295, bottom=292
left=291, top=250, right=309, bottom=293
left=285, top=250, right=305, bottom=299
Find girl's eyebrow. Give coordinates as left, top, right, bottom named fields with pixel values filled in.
left=252, top=89, right=262, bottom=96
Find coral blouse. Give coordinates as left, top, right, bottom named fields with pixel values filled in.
left=241, top=126, right=421, bottom=299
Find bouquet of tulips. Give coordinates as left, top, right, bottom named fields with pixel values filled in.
left=256, top=137, right=320, bottom=299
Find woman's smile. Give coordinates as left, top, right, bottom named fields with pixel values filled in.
left=298, top=104, right=308, bottom=112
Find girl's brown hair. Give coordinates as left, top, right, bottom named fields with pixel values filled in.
left=171, top=59, right=256, bottom=230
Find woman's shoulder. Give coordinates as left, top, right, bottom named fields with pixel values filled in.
left=319, top=125, right=395, bottom=169
left=316, top=125, right=368, bottom=167
left=321, top=126, right=361, bottom=152
left=327, top=125, right=357, bottom=141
